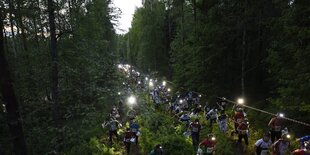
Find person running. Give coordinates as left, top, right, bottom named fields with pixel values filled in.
left=268, top=113, right=284, bottom=143
left=129, top=118, right=140, bottom=145
left=217, top=100, right=227, bottom=113
left=189, top=119, right=202, bottom=151
left=106, top=118, right=121, bottom=145
left=198, top=134, right=217, bottom=155
left=218, top=112, right=228, bottom=133
left=207, top=108, right=218, bottom=127
left=149, top=144, right=164, bottom=155
left=232, top=108, right=245, bottom=136
left=180, top=113, right=191, bottom=127
left=273, top=133, right=291, bottom=155
left=123, top=128, right=134, bottom=154
left=297, top=135, right=310, bottom=149
left=237, top=119, right=249, bottom=151
left=254, top=132, right=272, bottom=155
left=204, top=102, right=211, bottom=115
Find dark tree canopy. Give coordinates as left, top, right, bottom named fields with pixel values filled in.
left=0, top=0, right=309, bottom=154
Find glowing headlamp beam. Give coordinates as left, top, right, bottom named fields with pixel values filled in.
left=128, top=96, right=136, bottom=105
left=149, top=81, right=154, bottom=87
left=162, top=81, right=166, bottom=86
left=237, top=98, right=245, bottom=104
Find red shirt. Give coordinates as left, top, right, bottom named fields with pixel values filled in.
left=269, top=117, right=282, bottom=127
left=201, top=139, right=216, bottom=147
left=234, top=112, right=244, bottom=123
left=292, top=149, right=310, bottom=155
left=237, top=123, right=248, bottom=134
left=125, top=131, right=133, bottom=139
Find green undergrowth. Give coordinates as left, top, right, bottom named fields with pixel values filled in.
left=80, top=92, right=300, bottom=155
left=135, top=93, right=263, bottom=155
left=136, top=109, right=194, bottom=154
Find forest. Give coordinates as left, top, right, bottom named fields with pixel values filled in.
left=0, top=0, right=309, bottom=154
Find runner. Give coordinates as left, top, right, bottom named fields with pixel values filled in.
left=104, top=117, right=121, bottom=145
left=232, top=108, right=245, bottom=136
left=268, top=113, right=284, bottom=143
left=124, top=128, right=134, bottom=154
left=254, top=132, right=272, bottom=155
left=297, top=135, right=310, bottom=149
left=189, top=119, right=202, bottom=151
left=273, top=133, right=291, bottom=155
left=218, top=111, right=228, bottom=133
left=129, top=118, right=140, bottom=145
left=198, top=134, right=217, bottom=155
left=237, top=119, right=249, bottom=152
left=206, top=108, right=218, bottom=128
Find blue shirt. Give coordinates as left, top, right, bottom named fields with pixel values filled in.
left=300, top=136, right=310, bottom=143
left=130, top=123, right=140, bottom=130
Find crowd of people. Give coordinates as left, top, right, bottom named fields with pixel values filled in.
left=103, top=64, right=310, bottom=155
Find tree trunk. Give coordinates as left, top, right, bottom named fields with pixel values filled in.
left=8, top=0, right=17, bottom=56
left=47, top=0, right=60, bottom=127
left=16, top=0, right=28, bottom=52
left=181, top=1, right=184, bottom=46
left=193, top=0, right=196, bottom=34
left=241, top=28, right=246, bottom=97
left=0, top=8, right=28, bottom=155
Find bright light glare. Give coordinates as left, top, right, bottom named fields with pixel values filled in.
left=128, top=96, right=136, bottom=105
left=149, top=81, right=154, bottom=87
left=237, top=98, right=244, bottom=104
left=118, top=92, right=121, bottom=95
left=118, top=64, right=122, bottom=68
left=162, top=81, right=166, bottom=86
left=145, top=77, right=148, bottom=81
left=199, top=94, right=202, bottom=97
left=286, top=134, right=291, bottom=139
left=167, top=88, right=171, bottom=92
left=211, top=137, right=216, bottom=141
left=150, top=79, right=153, bottom=82
left=138, top=81, right=141, bottom=84
left=279, top=113, right=284, bottom=118
left=179, top=99, right=183, bottom=103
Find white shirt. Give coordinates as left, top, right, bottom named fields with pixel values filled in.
left=255, top=139, right=272, bottom=155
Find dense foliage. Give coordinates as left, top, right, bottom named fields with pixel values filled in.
left=1, top=0, right=309, bottom=154
left=1, top=0, right=121, bottom=154
left=122, top=0, right=310, bottom=133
